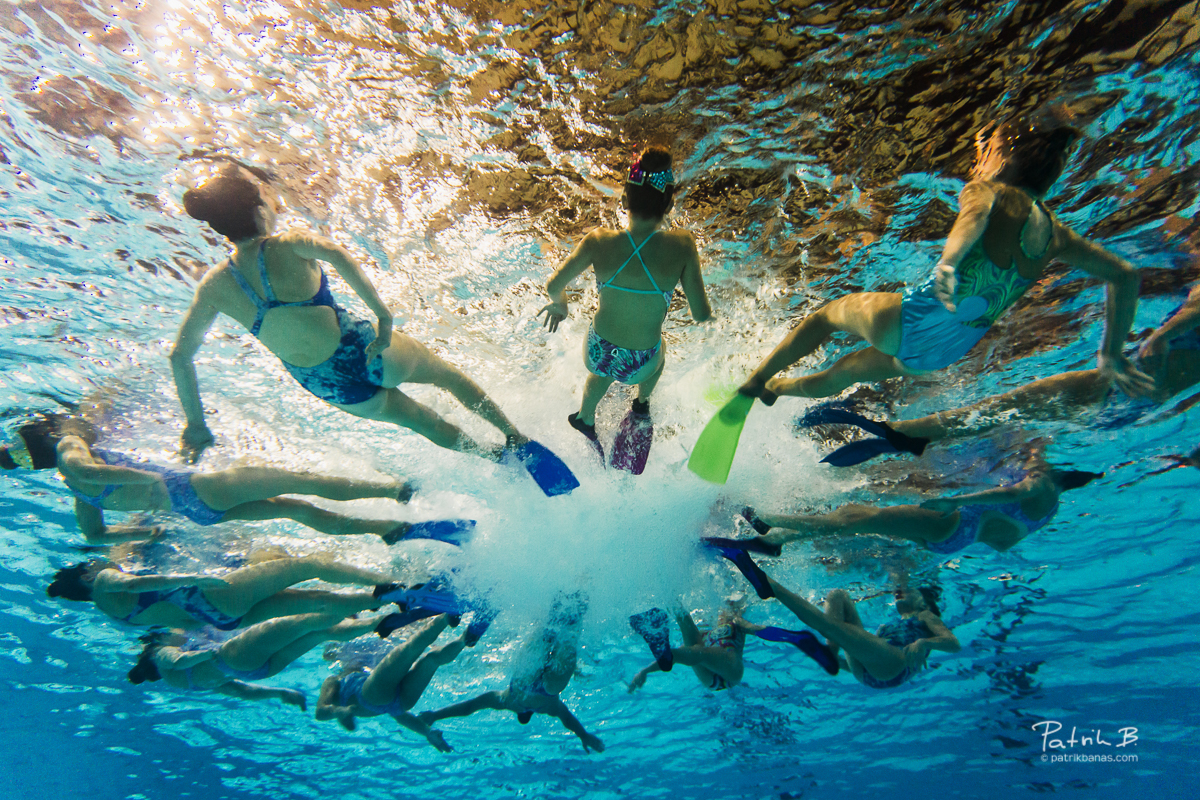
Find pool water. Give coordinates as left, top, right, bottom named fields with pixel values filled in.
left=1, top=1, right=1197, bottom=798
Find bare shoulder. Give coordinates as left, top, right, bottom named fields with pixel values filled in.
left=958, top=180, right=998, bottom=209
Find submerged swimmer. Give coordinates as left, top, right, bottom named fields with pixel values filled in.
left=738, top=116, right=1152, bottom=404
left=316, top=614, right=470, bottom=752
left=716, top=551, right=959, bottom=690
left=1, top=413, right=415, bottom=544
left=734, top=460, right=1102, bottom=555
left=540, top=147, right=712, bottom=473
left=48, top=552, right=395, bottom=630
left=628, top=602, right=749, bottom=692
left=127, top=610, right=395, bottom=707
left=417, top=591, right=604, bottom=753
left=173, top=164, right=527, bottom=463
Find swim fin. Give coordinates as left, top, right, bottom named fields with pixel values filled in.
left=567, top=413, right=605, bottom=465
left=819, top=438, right=902, bottom=467
left=702, top=535, right=782, bottom=558
left=382, top=519, right=477, bottom=546
left=797, top=404, right=928, bottom=466
left=753, top=627, right=839, bottom=675
left=465, top=605, right=498, bottom=646
left=509, top=440, right=580, bottom=496
left=707, top=543, right=775, bottom=599
left=611, top=400, right=653, bottom=475
left=687, top=393, right=755, bottom=484
left=629, top=608, right=673, bottom=672
left=375, top=607, right=443, bottom=638
left=376, top=579, right=466, bottom=615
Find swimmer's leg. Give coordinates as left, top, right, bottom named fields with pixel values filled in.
left=754, top=504, right=958, bottom=549
left=393, top=631, right=468, bottom=710
left=240, top=588, right=382, bottom=626
left=338, top=387, right=493, bottom=456
left=362, top=615, right=452, bottom=711
left=578, top=372, right=615, bottom=426
left=207, top=554, right=393, bottom=617
left=768, top=346, right=909, bottom=400
left=773, top=582, right=904, bottom=682
left=220, top=612, right=375, bottom=675
left=191, top=468, right=411, bottom=511
left=741, top=293, right=901, bottom=395
left=219, top=497, right=396, bottom=537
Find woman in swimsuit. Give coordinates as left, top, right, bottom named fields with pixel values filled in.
left=627, top=602, right=748, bottom=692
left=1, top=413, right=414, bottom=544
left=737, top=117, right=1152, bottom=404
left=47, top=551, right=395, bottom=630
left=172, top=164, right=526, bottom=463
left=127, top=610, right=393, bottom=709
left=539, top=147, right=712, bottom=471
left=417, top=591, right=605, bottom=753
left=721, top=554, right=959, bottom=690
left=739, top=461, right=1101, bottom=556
left=316, top=614, right=469, bottom=752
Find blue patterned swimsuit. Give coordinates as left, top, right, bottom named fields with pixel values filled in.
left=69, top=448, right=224, bottom=525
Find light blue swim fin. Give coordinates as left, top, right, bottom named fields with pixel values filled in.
left=687, top=393, right=754, bottom=484
left=511, top=440, right=580, bottom=496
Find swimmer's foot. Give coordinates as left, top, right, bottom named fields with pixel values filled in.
left=707, top=544, right=775, bottom=599
left=568, top=413, right=605, bottom=464
left=738, top=507, right=772, bottom=536
left=737, top=377, right=778, bottom=407
left=629, top=608, right=673, bottom=672
left=394, top=480, right=416, bottom=504
left=611, top=399, right=653, bottom=475
left=754, top=627, right=839, bottom=675
left=702, top=535, right=782, bottom=559
left=465, top=606, right=498, bottom=646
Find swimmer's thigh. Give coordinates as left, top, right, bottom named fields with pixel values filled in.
left=823, top=292, right=903, bottom=354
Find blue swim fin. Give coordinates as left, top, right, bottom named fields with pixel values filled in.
left=753, top=627, right=839, bottom=675
left=798, top=403, right=928, bottom=466
left=701, top=535, right=782, bottom=558
left=707, top=543, right=775, bottom=599
left=383, top=519, right=476, bottom=546
left=510, top=440, right=580, bottom=496
left=819, top=438, right=901, bottom=467
left=629, top=608, right=673, bottom=672
left=376, top=579, right=466, bottom=615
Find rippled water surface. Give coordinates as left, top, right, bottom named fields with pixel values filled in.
left=2, top=1, right=1199, bottom=798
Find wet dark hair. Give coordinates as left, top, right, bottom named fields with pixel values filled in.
left=1, top=413, right=97, bottom=470
left=47, top=561, right=97, bottom=602
left=128, top=632, right=166, bottom=684
left=916, top=586, right=942, bottom=617
left=974, top=117, right=1082, bottom=196
left=182, top=165, right=264, bottom=242
left=517, top=710, right=534, bottom=724
left=625, top=146, right=675, bottom=220
left=1053, top=469, right=1104, bottom=491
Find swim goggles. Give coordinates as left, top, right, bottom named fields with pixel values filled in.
left=627, top=159, right=675, bottom=192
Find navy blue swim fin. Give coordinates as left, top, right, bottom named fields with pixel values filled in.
left=797, top=403, right=928, bottom=466
left=509, top=440, right=580, bottom=496
left=629, top=608, right=673, bottom=672
left=706, top=543, right=775, bottom=599
left=754, top=627, right=839, bottom=675
left=382, top=519, right=477, bottom=546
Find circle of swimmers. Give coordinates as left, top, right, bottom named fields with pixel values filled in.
left=4, top=116, right=1198, bottom=754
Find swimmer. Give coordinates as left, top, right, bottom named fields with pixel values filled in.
left=716, top=551, right=959, bottom=689
left=540, top=147, right=712, bottom=471
left=735, top=461, right=1102, bottom=555
left=127, top=610, right=397, bottom=707
left=628, top=602, right=748, bottom=692
left=173, top=163, right=527, bottom=463
left=48, top=552, right=396, bottom=630
left=417, top=591, right=604, bottom=753
left=797, top=284, right=1200, bottom=464
left=738, top=116, right=1153, bottom=404
left=316, top=614, right=470, bottom=752
left=0, top=413, right=414, bottom=544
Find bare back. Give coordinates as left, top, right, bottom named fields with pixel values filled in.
left=197, top=233, right=342, bottom=367
left=590, top=228, right=695, bottom=349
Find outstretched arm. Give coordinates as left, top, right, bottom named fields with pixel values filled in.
left=678, top=234, right=712, bottom=322
left=540, top=232, right=598, bottom=333
left=73, top=499, right=161, bottom=544
left=170, top=280, right=222, bottom=463
left=1139, top=284, right=1200, bottom=373
left=417, top=690, right=507, bottom=724
left=216, top=680, right=306, bottom=710
left=934, top=182, right=997, bottom=311
left=1054, top=226, right=1153, bottom=396
left=288, top=232, right=394, bottom=361
left=549, top=700, right=604, bottom=753
left=94, top=569, right=227, bottom=594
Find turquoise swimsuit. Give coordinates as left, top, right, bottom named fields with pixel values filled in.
left=895, top=198, right=1049, bottom=371
left=586, top=231, right=670, bottom=383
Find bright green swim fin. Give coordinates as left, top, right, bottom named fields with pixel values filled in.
left=687, top=393, right=754, bottom=484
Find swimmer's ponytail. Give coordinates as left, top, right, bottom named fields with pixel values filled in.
left=128, top=633, right=165, bottom=684
left=1054, top=469, right=1104, bottom=491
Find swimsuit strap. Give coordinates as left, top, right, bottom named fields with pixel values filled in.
left=228, top=241, right=339, bottom=336
left=601, top=231, right=669, bottom=302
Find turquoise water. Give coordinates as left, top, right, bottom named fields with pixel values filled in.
left=2, top=1, right=1198, bottom=798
